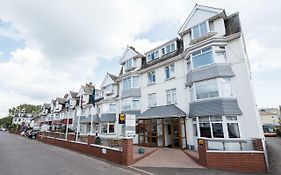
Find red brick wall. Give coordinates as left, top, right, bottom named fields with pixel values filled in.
left=197, top=138, right=267, bottom=173
left=37, top=134, right=133, bottom=166
left=207, top=152, right=267, bottom=173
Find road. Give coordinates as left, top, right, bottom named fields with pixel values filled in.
left=266, top=137, right=281, bottom=175
left=0, top=132, right=145, bottom=175
left=0, top=132, right=273, bottom=175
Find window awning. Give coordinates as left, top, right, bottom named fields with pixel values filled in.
left=100, top=113, right=116, bottom=122
left=138, top=104, right=186, bottom=119
left=80, top=115, right=99, bottom=123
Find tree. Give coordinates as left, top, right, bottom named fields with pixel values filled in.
left=0, top=116, right=13, bottom=128
left=8, top=104, right=42, bottom=116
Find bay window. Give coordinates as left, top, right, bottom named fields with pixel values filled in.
left=190, top=78, right=232, bottom=101
left=166, top=89, right=177, bottom=104
left=191, top=47, right=213, bottom=68
left=193, top=116, right=240, bottom=139
left=123, top=76, right=139, bottom=90
left=226, top=116, right=240, bottom=138
left=122, top=97, right=140, bottom=111
left=196, top=79, right=219, bottom=100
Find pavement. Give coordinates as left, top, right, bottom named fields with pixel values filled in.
left=266, top=137, right=281, bottom=175
left=132, top=148, right=203, bottom=168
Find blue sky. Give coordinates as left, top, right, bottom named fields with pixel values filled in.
left=0, top=0, right=280, bottom=116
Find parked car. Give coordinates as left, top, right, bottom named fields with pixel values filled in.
left=0, top=128, right=7, bottom=131
left=27, top=130, right=39, bottom=139
left=263, top=124, right=277, bottom=137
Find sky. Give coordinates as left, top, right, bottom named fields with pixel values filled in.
left=0, top=0, right=280, bottom=117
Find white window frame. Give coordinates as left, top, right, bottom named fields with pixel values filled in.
left=191, top=46, right=213, bottom=69
left=148, top=93, right=156, bottom=108
left=166, top=89, right=177, bottom=104
left=108, top=102, right=116, bottom=113
left=191, top=21, right=210, bottom=40
left=123, top=76, right=139, bottom=90
left=148, top=71, right=156, bottom=85
left=161, top=41, right=177, bottom=56
left=121, top=97, right=140, bottom=111
left=189, top=78, right=232, bottom=102
left=165, top=63, right=175, bottom=80
left=124, top=58, right=136, bottom=71
left=195, top=116, right=241, bottom=139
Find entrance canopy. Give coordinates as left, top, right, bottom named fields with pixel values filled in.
left=100, top=113, right=116, bottom=122
left=138, top=104, right=186, bottom=119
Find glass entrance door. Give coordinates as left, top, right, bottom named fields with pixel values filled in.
left=170, top=119, right=182, bottom=148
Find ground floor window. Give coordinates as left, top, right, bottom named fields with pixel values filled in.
left=194, top=116, right=240, bottom=139
left=100, top=122, right=115, bottom=134
left=109, top=123, right=115, bottom=133
left=101, top=123, right=107, bottom=133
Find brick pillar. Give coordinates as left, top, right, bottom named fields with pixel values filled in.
left=87, top=135, right=95, bottom=145
left=253, top=139, right=263, bottom=151
left=122, top=138, right=134, bottom=166
left=198, top=139, right=208, bottom=167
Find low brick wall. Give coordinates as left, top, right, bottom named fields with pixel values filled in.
left=207, top=151, right=267, bottom=173
left=37, top=134, right=133, bottom=166
left=197, top=138, right=267, bottom=173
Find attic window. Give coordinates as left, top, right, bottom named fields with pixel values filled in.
left=147, top=50, right=159, bottom=62
left=191, top=21, right=209, bottom=39
left=124, top=58, right=136, bottom=71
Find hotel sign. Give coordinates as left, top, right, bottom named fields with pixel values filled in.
left=125, top=114, right=136, bottom=137
left=118, top=113, right=126, bottom=124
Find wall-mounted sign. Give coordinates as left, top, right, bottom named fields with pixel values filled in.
left=119, top=113, right=126, bottom=124
left=125, top=114, right=136, bottom=137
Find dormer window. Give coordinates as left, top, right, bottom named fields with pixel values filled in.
left=104, top=84, right=114, bottom=95
left=191, top=21, right=209, bottom=39
left=161, top=42, right=176, bottom=56
left=124, top=58, right=136, bottom=71
left=147, top=50, right=159, bottom=62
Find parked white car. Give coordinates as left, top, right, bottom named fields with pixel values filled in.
left=0, top=128, right=7, bottom=131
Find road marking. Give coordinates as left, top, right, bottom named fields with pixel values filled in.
left=128, top=166, right=155, bottom=175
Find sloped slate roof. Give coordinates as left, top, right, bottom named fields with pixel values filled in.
left=70, top=91, right=78, bottom=98
left=56, top=97, right=66, bottom=104
left=43, top=103, right=51, bottom=109
left=121, top=110, right=141, bottom=117
left=108, top=73, right=118, bottom=82
left=189, top=98, right=242, bottom=117
left=138, top=104, right=186, bottom=119
left=100, top=113, right=116, bottom=122
left=82, top=86, right=94, bottom=95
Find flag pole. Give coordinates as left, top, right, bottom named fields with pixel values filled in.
left=90, top=86, right=95, bottom=135
left=65, top=109, right=69, bottom=140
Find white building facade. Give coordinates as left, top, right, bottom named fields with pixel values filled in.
left=38, top=4, right=263, bottom=151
